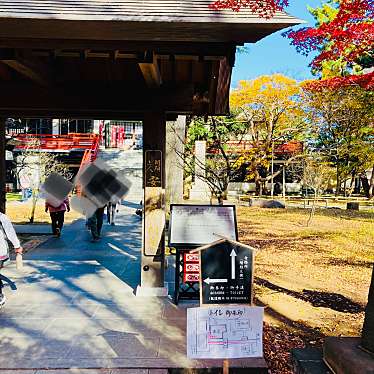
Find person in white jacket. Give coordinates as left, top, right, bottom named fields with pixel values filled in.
left=0, top=212, right=22, bottom=306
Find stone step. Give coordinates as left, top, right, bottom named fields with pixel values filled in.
left=291, top=348, right=332, bottom=374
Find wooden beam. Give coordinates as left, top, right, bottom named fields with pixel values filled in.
left=0, top=50, right=52, bottom=86
left=0, top=82, right=193, bottom=118
left=1, top=59, right=51, bottom=86
left=0, top=17, right=301, bottom=44
left=0, top=39, right=236, bottom=56
left=208, top=60, right=220, bottom=114
left=214, top=57, right=232, bottom=115
left=139, top=52, right=162, bottom=88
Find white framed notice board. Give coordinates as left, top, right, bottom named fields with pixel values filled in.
left=169, top=204, right=238, bottom=248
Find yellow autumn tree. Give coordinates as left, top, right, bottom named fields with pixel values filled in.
left=230, top=74, right=307, bottom=195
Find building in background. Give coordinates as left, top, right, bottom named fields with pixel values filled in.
left=102, top=120, right=142, bottom=149
left=4, top=118, right=143, bottom=192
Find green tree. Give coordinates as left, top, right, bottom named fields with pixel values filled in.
left=302, top=84, right=374, bottom=197
left=16, top=139, right=72, bottom=222
left=183, top=115, right=247, bottom=203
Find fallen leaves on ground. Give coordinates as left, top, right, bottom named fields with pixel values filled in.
left=264, top=323, right=313, bottom=374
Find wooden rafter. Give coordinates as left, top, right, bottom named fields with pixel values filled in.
left=138, top=52, right=162, bottom=88
left=0, top=49, right=52, bottom=86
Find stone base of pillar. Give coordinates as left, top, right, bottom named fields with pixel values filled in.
left=323, top=336, right=374, bottom=374
left=135, top=285, right=168, bottom=297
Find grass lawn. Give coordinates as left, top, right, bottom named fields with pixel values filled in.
left=6, top=200, right=84, bottom=224
left=237, top=206, right=374, bottom=373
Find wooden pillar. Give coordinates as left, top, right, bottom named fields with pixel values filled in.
left=0, top=118, right=6, bottom=213
left=362, top=266, right=374, bottom=353
left=137, top=112, right=167, bottom=296
left=165, top=115, right=185, bottom=211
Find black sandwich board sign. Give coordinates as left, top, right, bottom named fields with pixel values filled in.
left=193, top=238, right=255, bottom=305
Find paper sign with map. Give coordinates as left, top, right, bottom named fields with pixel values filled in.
left=187, top=306, right=264, bottom=359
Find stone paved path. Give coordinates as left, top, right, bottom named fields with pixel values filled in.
left=0, top=202, right=203, bottom=371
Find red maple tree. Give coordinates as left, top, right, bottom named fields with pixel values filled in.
left=211, top=0, right=374, bottom=89
left=209, top=0, right=288, bottom=18
left=284, top=0, right=374, bottom=69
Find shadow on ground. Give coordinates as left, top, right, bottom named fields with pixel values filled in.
left=255, top=277, right=364, bottom=313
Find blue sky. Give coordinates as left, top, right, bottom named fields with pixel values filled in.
left=231, top=0, right=322, bottom=87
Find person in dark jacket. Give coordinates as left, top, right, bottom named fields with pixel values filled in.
left=88, top=206, right=105, bottom=242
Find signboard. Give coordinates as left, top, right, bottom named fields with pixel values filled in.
left=145, top=150, right=162, bottom=188
left=144, top=150, right=164, bottom=256
left=183, top=253, right=200, bottom=283
left=169, top=205, right=237, bottom=248
left=187, top=305, right=263, bottom=359
left=198, top=239, right=254, bottom=305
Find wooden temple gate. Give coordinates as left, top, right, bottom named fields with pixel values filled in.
left=0, top=0, right=300, bottom=292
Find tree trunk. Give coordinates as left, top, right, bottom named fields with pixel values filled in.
left=29, top=191, right=38, bottom=223
left=336, top=166, right=341, bottom=196
left=362, top=266, right=374, bottom=353
left=306, top=190, right=317, bottom=227
left=369, top=166, right=374, bottom=199
left=361, top=167, right=374, bottom=199
left=361, top=175, right=370, bottom=198
left=217, top=195, right=224, bottom=205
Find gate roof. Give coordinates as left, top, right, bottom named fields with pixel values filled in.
left=0, top=0, right=302, bottom=42
left=0, top=1, right=303, bottom=118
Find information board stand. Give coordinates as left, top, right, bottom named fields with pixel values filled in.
left=173, top=248, right=200, bottom=304
left=169, top=204, right=238, bottom=304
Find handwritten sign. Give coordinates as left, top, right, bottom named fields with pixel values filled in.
left=144, top=150, right=164, bottom=256
left=187, top=306, right=264, bottom=359
left=169, top=205, right=237, bottom=247
left=145, top=150, right=162, bottom=187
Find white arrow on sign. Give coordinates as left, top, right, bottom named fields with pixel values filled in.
left=204, top=277, right=228, bottom=285
left=230, top=248, right=237, bottom=280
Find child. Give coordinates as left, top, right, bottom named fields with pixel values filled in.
left=0, top=212, right=23, bottom=306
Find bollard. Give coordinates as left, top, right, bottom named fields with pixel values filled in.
left=347, top=202, right=359, bottom=211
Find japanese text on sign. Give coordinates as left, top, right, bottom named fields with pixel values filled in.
left=187, top=306, right=264, bottom=359
left=183, top=252, right=200, bottom=283
left=199, top=239, right=254, bottom=305
left=145, top=150, right=162, bottom=188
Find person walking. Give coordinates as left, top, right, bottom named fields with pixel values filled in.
left=45, top=197, right=70, bottom=237
left=0, top=212, right=23, bottom=306
left=88, top=206, right=105, bottom=242
left=107, top=199, right=120, bottom=226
